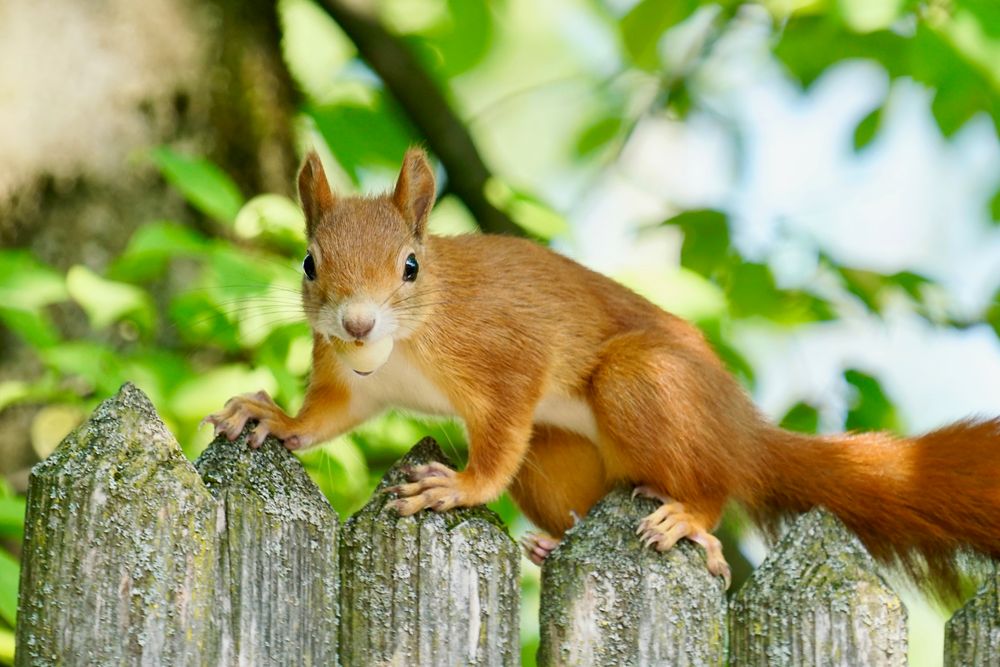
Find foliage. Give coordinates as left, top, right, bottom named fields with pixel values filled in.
left=3, top=0, right=999, bottom=663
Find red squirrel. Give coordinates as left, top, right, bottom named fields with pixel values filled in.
left=206, top=148, right=1000, bottom=593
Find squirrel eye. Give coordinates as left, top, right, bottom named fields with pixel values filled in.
left=303, top=253, right=317, bottom=281
left=403, top=253, right=419, bottom=282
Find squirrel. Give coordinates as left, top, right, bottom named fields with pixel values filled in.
left=206, top=147, right=1000, bottom=595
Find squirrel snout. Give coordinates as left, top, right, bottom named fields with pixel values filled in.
left=342, top=315, right=375, bottom=340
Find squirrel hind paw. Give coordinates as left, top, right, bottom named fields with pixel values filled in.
left=636, top=500, right=731, bottom=589
left=520, top=532, right=560, bottom=566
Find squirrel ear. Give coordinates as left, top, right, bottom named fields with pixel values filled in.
left=393, top=148, right=436, bottom=238
left=297, top=150, right=335, bottom=236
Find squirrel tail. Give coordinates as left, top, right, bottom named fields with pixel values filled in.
left=750, top=418, right=1000, bottom=602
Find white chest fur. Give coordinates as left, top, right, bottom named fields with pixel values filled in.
left=348, top=349, right=599, bottom=442
left=533, top=394, right=599, bottom=442
left=347, top=350, right=455, bottom=417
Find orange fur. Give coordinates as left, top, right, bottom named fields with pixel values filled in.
left=510, top=426, right=608, bottom=536
left=207, top=148, right=1000, bottom=597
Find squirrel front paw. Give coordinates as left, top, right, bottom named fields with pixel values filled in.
left=202, top=391, right=310, bottom=450
left=386, top=462, right=475, bottom=515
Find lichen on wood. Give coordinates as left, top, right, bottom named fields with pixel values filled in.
left=945, top=563, right=1000, bottom=666
left=537, top=487, right=727, bottom=667
left=196, top=428, right=340, bottom=666
left=15, top=382, right=220, bottom=666
left=729, top=508, right=907, bottom=666
left=338, top=437, right=520, bottom=666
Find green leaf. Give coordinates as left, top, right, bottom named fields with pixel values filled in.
left=575, top=115, right=626, bottom=157
left=780, top=401, right=820, bottom=433
left=280, top=0, right=355, bottom=100
left=726, top=263, right=835, bottom=323
left=0, top=382, right=30, bottom=413
left=615, top=266, right=727, bottom=324
left=427, top=196, right=479, bottom=236
left=412, top=0, right=494, bottom=79
left=197, top=247, right=304, bottom=348
left=483, top=180, right=570, bottom=240
left=40, top=341, right=124, bottom=397
left=838, top=264, right=930, bottom=311
left=66, top=266, right=156, bottom=334
left=774, top=16, right=909, bottom=87
left=0, top=626, right=12, bottom=666
left=662, top=209, right=730, bottom=278
left=911, top=23, right=999, bottom=135
left=620, top=0, right=699, bottom=70
left=486, top=492, right=522, bottom=527
left=108, top=222, right=210, bottom=283
left=844, top=369, right=900, bottom=431
left=234, top=194, right=306, bottom=250
left=0, top=549, right=18, bottom=626
left=853, top=104, right=883, bottom=150
left=299, top=437, right=370, bottom=516
left=837, top=0, right=906, bottom=33
left=120, top=350, right=194, bottom=409
left=0, top=307, right=59, bottom=348
left=0, top=497, right=24, bottom=539
left=0, top=250, right=68, bottom=311
left=990, top=187, right=1000, bottom=224
left=168, top=291, right=241, bottom=353
left=170, top=365, right=278, bottom=423
left=150, top=147, right=245, bottom=224
left=307, top=97, right=418, bottom=184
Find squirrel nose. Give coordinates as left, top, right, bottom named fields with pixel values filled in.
left=343, top=316, right=375, bottom=340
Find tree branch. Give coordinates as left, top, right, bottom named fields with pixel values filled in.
left=316, top=0, right=523, bottom=237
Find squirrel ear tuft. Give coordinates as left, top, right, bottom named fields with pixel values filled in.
left=297, top=150, right=335, bottom=236
left=392, top=148, right=436, bottom=238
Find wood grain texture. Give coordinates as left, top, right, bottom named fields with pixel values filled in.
left=730, top=508, right=907, bottom=667
left=945, top=564, right=1000, bottom=666
left=15, top=383, right=220, bottom=666
left=196, top=430, right=339, bottom=666
left=538, top=487, right=727, bottom=667
left=339, top=438, right=520, bottom=666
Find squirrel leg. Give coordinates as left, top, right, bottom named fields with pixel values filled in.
left=590, top=331, right=739, bottom=587
left=391, top=412, right=534, bottom=515
left=507, top=425, right=609, bottom=561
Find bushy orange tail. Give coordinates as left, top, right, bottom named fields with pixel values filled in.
left=752, top=418, right=1000, bottom=601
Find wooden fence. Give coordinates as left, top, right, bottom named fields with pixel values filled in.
left=13, top=383, right=1000, bottom=665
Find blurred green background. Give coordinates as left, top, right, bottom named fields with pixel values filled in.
left=1, top=0, right=999, bottom=664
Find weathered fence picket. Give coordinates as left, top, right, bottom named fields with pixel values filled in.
left=13, top=383, right=1000, bottom=666
left=729, top=508, right=908, bottom=666
left=15, top=383, right=220, bottom=666
left=14, top=384, right=520, bottom=667
left=196, top=430, right=340, bottom=666
left=945, top=564, right=1000, bottom=665
left=339, top=439, right=520, bottom=666
left=538, top=488, right=727, bottom=666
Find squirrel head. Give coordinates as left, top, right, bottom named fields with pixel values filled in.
left=297, top=147, right=437, bottom=345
